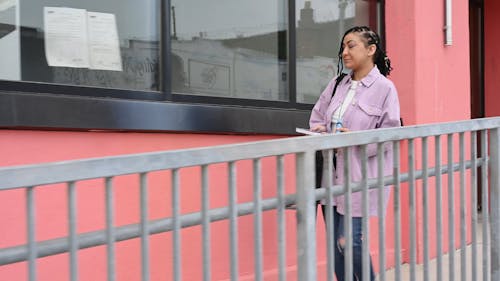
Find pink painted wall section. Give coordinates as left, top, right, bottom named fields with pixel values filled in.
left=386, top=0, right=472, bottom=265
left=413, top=0, right=470, bottom=124
left=387, top=0, right=470, bottom=124
left=385, top=0, right=417, bottom=125
left=485, top=0, right=500, bottom=117
left=0, top=130, right=301, bottom=281
left=0, top=130, right=281, bottom=167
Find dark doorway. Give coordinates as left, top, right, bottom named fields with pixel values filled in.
left=470, top=0, right=484, bottom=120
left=469, top=0, right=484, bottom=210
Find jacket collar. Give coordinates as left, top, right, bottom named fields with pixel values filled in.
left=343, top=66, right=381, bottom=88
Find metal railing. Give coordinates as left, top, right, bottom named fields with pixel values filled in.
left=0, top=117, right=500, bottom=281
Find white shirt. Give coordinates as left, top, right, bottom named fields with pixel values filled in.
left=332, top=80, right=359, bottom=123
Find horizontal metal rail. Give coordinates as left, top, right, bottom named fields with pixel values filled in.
left=1, top=118, right=499, bottom=190
left=0, top=194, right=295, bottom=265
left=0, top=156, right=486, bottom=266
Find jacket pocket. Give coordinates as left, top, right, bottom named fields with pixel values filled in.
left=358, top=101, right=383, bottom=116
left=354, top=101, right=383, bottom=130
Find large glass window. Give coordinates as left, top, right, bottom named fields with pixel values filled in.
left=296, top=0, right=379, bottom=104
left=0, top=0, right=160, bottom=91
left=0, top=0, right=380, bottom=124
left=170, top=0, right=288, bottom=101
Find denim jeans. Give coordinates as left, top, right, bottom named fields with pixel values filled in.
left=321, top=206, right=375, bottom=281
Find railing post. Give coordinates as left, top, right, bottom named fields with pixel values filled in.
left=490, top=128, right=500, bottom=280
left=296, top=151, right=317, bottom=280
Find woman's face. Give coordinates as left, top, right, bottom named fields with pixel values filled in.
left=341, top=32, right=375, bottom=72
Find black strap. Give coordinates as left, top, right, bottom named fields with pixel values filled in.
left=331, top=73, right=347, bottom=99
left=315, top=73, right=346, bottom=191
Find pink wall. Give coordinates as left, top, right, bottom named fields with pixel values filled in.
left=0, top=130, right=302, bottom=281
left=485, top=0, right=500, bottom=117
left=387, top=0, right=470, bottom=125
left=386, top=0, right=417, bottom=125
left=386, top=0, right=471, bottom=265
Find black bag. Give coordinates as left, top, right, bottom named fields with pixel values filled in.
left=315, top=150, right=325, bottom=188
left=315, top=73, right=346, bottom=190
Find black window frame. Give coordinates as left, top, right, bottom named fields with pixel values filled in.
left=0, top=0, right=384, bottom=135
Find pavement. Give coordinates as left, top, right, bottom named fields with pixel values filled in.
left=384, top=214, right=486, bottom=281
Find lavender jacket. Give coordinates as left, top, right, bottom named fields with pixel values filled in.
left=309, top=66, right=401, bottom=217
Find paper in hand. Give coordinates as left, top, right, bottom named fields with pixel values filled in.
left=295, top=128, right=323, bottom=136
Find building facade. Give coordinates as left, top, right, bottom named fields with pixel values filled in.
left=0, top=0, right=496, bottom=280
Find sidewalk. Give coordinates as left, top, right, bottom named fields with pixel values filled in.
left=385, top=214, right=485, bottom=281
left=384, top=243, right=484, bottom=281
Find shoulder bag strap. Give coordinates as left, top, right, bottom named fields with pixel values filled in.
left=331, top=73, right=347, bottom=99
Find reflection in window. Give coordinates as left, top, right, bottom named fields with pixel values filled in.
left=171, top=0, right=288, bottom=101
left=0, top=0, right=160, bottom=91
left=296, top=0, right=377, bottom=104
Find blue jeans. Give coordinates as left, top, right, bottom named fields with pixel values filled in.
left=321, top=206, right=375, bottom=281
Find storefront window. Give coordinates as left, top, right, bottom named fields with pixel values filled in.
left=170, top=0, right=288, bottom=101
left=0, top=0, right=383, bottom=133
left=0, top=0, right=380, bottom=106
left=0, top=0, right=160, bottom=91
left=296, top=0, right=378, bottom=104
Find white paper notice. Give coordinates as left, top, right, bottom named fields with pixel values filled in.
left=87, top=12, right=122, bottom=71
left=44, top=7, right=90, bottom=68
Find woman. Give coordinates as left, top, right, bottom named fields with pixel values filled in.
left=309, top=26, right=401, bottom=281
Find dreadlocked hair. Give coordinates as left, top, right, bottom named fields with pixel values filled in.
left=336, top=26, right=393, bottom=77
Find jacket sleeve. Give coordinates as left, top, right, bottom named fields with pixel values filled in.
left=367, top=83, right=401, bottom=157
left=309, top=77, right=337, bottom=129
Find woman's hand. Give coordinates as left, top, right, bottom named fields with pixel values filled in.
left=310, top=125, right=327, bottom=133
left=337, top=127, right=350, bottom=133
